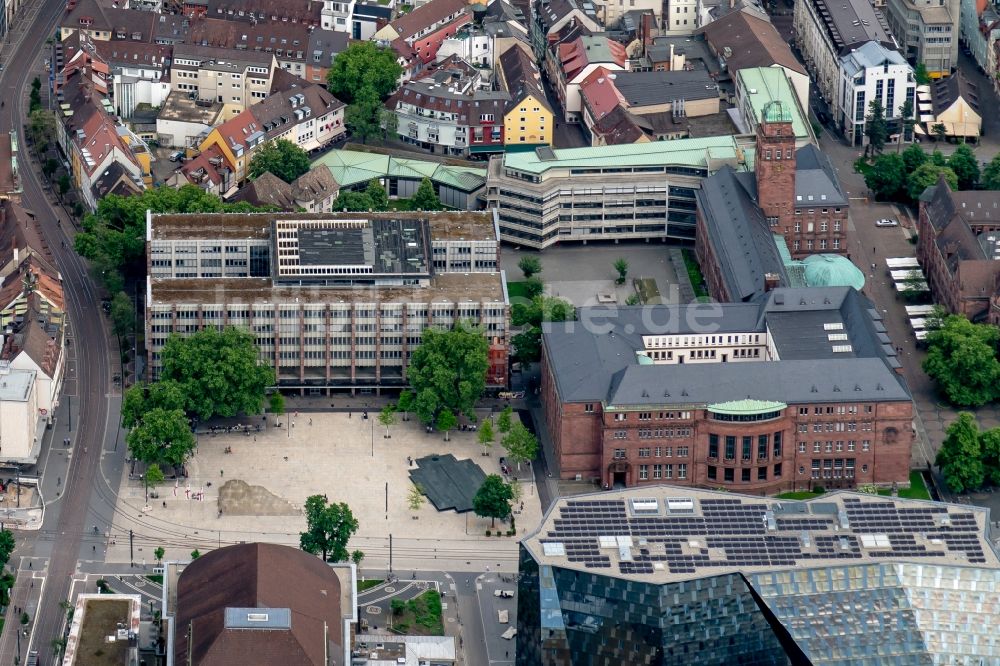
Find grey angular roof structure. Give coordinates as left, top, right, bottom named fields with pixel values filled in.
left=542, top=286, right=907, bottom=406
left=794, top=144, right=848, bottom=206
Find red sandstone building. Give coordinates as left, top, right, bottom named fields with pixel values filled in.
left=916, top=175, right=1000, bottom=324
left=539, top=288, right=913, bottom=494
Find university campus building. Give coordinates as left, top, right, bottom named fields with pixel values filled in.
left=517, top=486, right=1000, bottom=665
left=145, top=210, right=510, bottom=393
left=539, top=287, right=913, bottom=494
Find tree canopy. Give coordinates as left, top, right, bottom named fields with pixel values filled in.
left=75, top=185, right=266, bottom=290
left=907, top=163, right=957, bottom=201
left=901, top=143, right=928, bottom=174
left=937, top=412, right=985, bottom=493
left=472, top=474, right=514, bottom=527
left=126, top=408, right=196, bottom=466
left=914, top=62, right=931, bottom=85
left=948, top=143, right=980, bottom=190
left=511, top=295, right=574, bottom=363
left=300, top=495, right=359, bottom=562
left=502, top=422, right=539, bottom=468
left=518, top=256, right=542, bottom=279
left=862, top=153, right=906, bottom=201
left=326, top=42, right=402, bottom=103
left=160, top=327, right=275, bottom=421
left=405, top=322, right=489, bottom=423
left=922, top=315, right=1000, bottom=407
left=864, top=99, right=887, bottom=155
left=983, top=153, right=1000, bottom=190
left=110, top=291, right=134, bottom=339
left=410, top=177, right=443, bottom=211
left=247, top=138, right=311, bottom=184
left=122, top=380, right=186, bottom=429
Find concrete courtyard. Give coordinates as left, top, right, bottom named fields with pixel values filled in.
left=105, top=411, right=540, bottom=572
left=502, top=241, right=681, bottom=307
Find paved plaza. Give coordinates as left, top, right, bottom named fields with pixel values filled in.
left=502, top=241, right=681, bottom=307
left=105, top=411, right=541, bottom=572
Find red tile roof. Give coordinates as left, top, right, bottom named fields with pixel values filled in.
left=390, top=0, right=469, bottom=40
left=579, top=67, right=626, bottom=121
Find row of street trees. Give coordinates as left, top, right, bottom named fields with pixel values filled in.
left=937, top=413, right=1000, bottom=493
left=857, top=144, right=976, bottom=204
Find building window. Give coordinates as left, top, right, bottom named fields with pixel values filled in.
left=813, top=442, right=821, bottom=453
left=758, top=434, right=768, bottom=460
left=613, top=448, right=626, bottom=459
left=664, top=464, right=673, bottom=479
left=584, top=403, right=594, bottom=413
left=678, top=464, right=687, bottom=479
left=709, top=434, right=719, bottom=458
left=766, top=216, right=779, bottom=227
left=862, top=440, right=871, bottom=451
left=653, top=464, right=662, bottom=479
left=655, top=446, right=662, bottom=457
left=798, top=442, right=806, bottom=453
left=708, top=465, right=717, bottom=480
left=613, top=430, right=627, bottom=440
left=724, top=468, right=734, bottom=482
left=758, top=466, right=767, bottom=481
left=773, top=463, right=782, bottom=477
left=677, top=446, right=689, bottom=457
left=848, top=440, right=856, bottom=451
left=725, top=436, right=736, bottom=460
left=741, top=468, right=751, bottom=482
left=638, top=447, right=651, bottom=458
left=773, top=431, right=782, bottom=457
left=742, top=436, right=752, bottom=461
left=639, top=465, right=649, bottom=480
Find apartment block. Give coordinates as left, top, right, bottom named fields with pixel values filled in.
left=884, top=0, right=958, bottom=77
left=170, top=44, right=277, bottom=119
left=485, top=136, right=754, bottom=249
left=145, top=211, right=510, bottom=393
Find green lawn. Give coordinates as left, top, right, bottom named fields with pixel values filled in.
left=145, top=575, right=163, bottom=585
left=389, top=589, right=443, bottom=636
left=507, top=281, right=530, bottom=300
left=879, top=471, right=930, bottom=500
left=681, top=249, right=709, bottom=299
left=357, top=579, right=384, bottom=592
left=634, top=278, right=661, bottom=305
left=776, top=491, right=825, bottom=500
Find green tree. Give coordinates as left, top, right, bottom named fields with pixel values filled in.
left=345, top=89, right=386, bottom=144
left=300, top=495, right=359, bottom=562
left=126, top=408, right=196, bottom=466
left=160, top=327, right=275, bottom=421
left=379, top=404, right=397, bottom=438
left=908, top=164, right=958, bottom=201
left=864, top=99, right=888, bottom=155
left=436, top=409, right=457, bottom=441
left=31, top=77, right=40, bottom=92
left=57, top=174, right=70, bottom=196
left=497, top=405, right=512, bottom=433
left=144, top=463, right=165, bottom=493
left=28, top=109, right=55, bottom=151
left=247, top=138, right=311, bottom=184
left=405, top=322, right=488, bottom=424
left=518, top=256, right=542, bottom=279
left=407, top=484, right=425, bottom=512
left=914, top=62, right=932, bottom=85
left=154, top=546, right=165, bottom=564
left=948, top=143, right=980, bottom=189
left=930, top=149, right=948, bottom=167
left=613, top=257, right=629, bottom=284
left=332, top=190, right=375, bottom=211
left=937, top=412, right=985, bottom=493
left=472, top=474, right=514, bottom=527
left=922, top=315, right=1000, bottom=407
left=900, top=269, right=926, bottom=301
left=42, top=158, right=58, bottom=178
left=896, top=98, right=916, bottom=149
left=74, top=185, right=266, bottom=291
left=0, top=529, right=15, bottom=568
left=121, top=380, right=186, bottom=429
left=29, top=88, right=41, bottom=114
left=863, top=153, right=906, bottom=201
left=511, top=295, right=574, bottom=363
left=522, top=277, right=544, bottom=299
left=901, top=143, right=928, bottom=174
left=190, top=549, right=201, bottom=560
left=477, top=419, right=494, bottom=453
left=110, top=291, right=134, bottom=339
left=365, top=178, right=389, bottom=210
left=502, top=422, right=539, bottom=470
left=931, top=123, right=947, bottom=142
left=269, top=392, right=285, bottom=419
left=982, top=153, right=1000, bottom=189
left=980, top=427, right=1000, bottom=487
left=410, top=177, right=443, bottom=211
left=397, top=390, right=414, bottom=422
left=326, top=42, right=403, bottom=104
left=351, top=550, right=365, bottom=566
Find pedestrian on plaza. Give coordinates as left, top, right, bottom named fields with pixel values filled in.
left=309, top=418, right=313, bottom=426
left=220, top=470, right=224, bottom=477
left=349, top=411, right=352, bottom=419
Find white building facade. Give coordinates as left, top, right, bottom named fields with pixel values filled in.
left=838, top=41, right=917, bottom=146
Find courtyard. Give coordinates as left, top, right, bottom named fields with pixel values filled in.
left=106, top=410, right=539, bottom=572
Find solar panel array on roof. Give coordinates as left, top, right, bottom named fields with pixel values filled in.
left=542, top=495, right=992, bottom=576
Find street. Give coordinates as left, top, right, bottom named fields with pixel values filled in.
left=0, top=0, right=123, bottom=662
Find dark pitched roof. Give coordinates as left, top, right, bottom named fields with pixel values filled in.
left=697, top=165, right=788, bottom=302
left=590, top=105, right=647, bottom=144
left=794, top=144, right=848, bottom=206
left=390, top=0, right=469, bottom=40
left=497, top=46, right=550, bottom=112
left=174, top=543, right=343, bottom=666
left=201, top=0, right=322, bottom=24
left=611, top=69, right=719, bottom=107
left=232, top=172, right=295, bottom=208
left=291, top=167, right=338, bottom=202
left=306, top=29, right=349, bottom=68
left=932, top=71, right=979, bottom=116
left=91, top=162, right=142, bottom=200
left=699, top=9, right=806, bottom=76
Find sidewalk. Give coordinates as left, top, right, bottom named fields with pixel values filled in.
left=0, top=565, right=46, bottom=666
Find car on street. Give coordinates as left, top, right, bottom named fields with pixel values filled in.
left=494, top=589, right=515, bottom=598
left=169, top=150, right=185, bottom=162
left=875, top=218, right=899, bottom=227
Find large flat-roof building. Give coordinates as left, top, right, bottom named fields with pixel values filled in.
left=517, top=486, right=1000, bottom=665
left=145, top=211, right=509, bottom=393
left=485, top=137, right=754, bottom=249
left=539, top=287, right=912, bottom=492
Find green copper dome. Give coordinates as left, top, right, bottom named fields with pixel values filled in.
left=802, top=254, right=866, bottom=291
left=762, top=100, right=792, bottom=123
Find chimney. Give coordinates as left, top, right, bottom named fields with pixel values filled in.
left=641, top=12, right=653, bottom=47
left=764, top=273, right=780, bottom=292
left=669, top=43, right=674, bottom=70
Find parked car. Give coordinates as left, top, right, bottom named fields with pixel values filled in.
left=875, top=218, right=899, bottom=227
left=494, top=589, right=515, bottom=598
left=169, top=151, right=184, bottom=162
